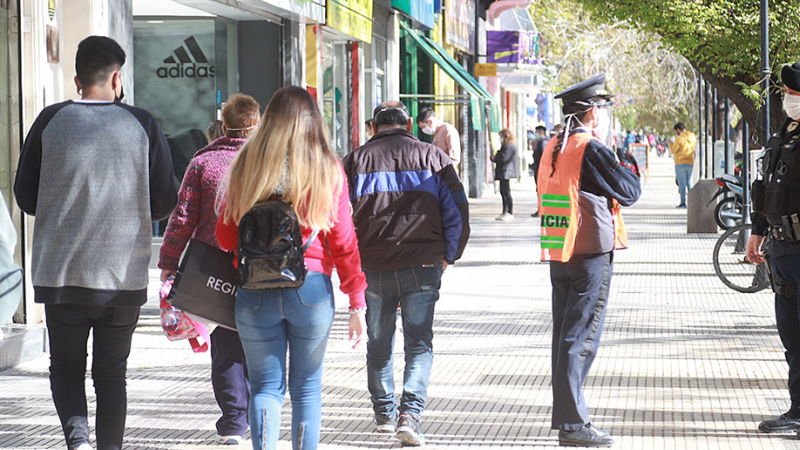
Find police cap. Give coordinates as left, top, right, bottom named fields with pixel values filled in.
left=782, top=62, right=800, bottom=92
left=554, top=74, right=614, bottom=111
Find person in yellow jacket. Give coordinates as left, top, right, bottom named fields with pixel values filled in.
left=669, top=122, right=696, bottom=208
left=537, top=74, right=641, bottom=447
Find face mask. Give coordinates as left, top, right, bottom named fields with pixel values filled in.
left=593, top=107, right=612, bottom=145
left=421, top=126, right=435, bottom=135
left=784, top=94, right=800, bottom=120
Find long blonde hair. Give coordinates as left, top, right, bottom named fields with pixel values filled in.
left=219, top=86, right=342, bottom=231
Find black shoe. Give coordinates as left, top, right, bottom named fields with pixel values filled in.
left=676, top=204, right=687, bottom=209
left=531, top=212, right=539, bottom=218
left=396, top=414, right=424, bottom=446
left=558, top=423, right=614, bottom=447
left=758, top=412, right=800, bottom=433
left=374, top=412, right=396, bottom=433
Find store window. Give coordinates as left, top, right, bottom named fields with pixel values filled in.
left=364, top=37, right=387, bottom=115
left=322, top=40, right=351, bottom=158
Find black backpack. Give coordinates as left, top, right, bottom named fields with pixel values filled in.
left=237, top=199, right=318, bottom=291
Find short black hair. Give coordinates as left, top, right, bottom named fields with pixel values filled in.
left=674, top=122, right=686, bottom=131
left=75, top=36, right=126, bottom=88
left=373, top=101, right=410, bottom=129
left=535, top=125, right=546, bottom=133
left=416, top=107, right=436, bottom=124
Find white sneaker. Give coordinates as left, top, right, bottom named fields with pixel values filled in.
left=499, top=213, right=514, bottom=221
left=215, top=435, right=242, bottom=445
left=495, top=213, right=508, bottom=221
left=73, top=444, right=92, bottom=450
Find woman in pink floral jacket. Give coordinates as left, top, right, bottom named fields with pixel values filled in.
left=158, top=93, right=260, bottom=446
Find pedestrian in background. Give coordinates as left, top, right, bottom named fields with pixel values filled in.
left=747, top=61, right=800, bottom=435
left=345, top=101, right=470, bottom=446
left=491, top=128, right=518, bottom=221
left=417, top=107, right=462, bottom=173
left=537, top=74, right=641, bottom=447
left=669, top=122, right=696, bottom=208
left=14, top=36, right=177, bottom=450
left=215, top=86, right=367, bottom=450
left=159, top=93, right=260, bottom=446
left=206, top=119, right=224, bottom=143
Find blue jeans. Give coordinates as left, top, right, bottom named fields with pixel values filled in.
left=675, top=164, right=694, bottom=205
left=235, top=272, right=335, bottom=450
left=550, top=253, right=613, bottom=431
left=45, top=304, right=140, bottom=450
left=365, top=263, right=442, bottom=420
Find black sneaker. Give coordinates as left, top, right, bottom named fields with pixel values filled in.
left=374, top=412, right=395, bottom=433
left=758, top=412, right=800, bottom=433
left=558, top=423, right=614, bottom=447
left=395, top=414, right=424, bottom=446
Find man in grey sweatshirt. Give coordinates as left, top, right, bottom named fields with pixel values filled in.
left=14, top=36, right=177, bottom=450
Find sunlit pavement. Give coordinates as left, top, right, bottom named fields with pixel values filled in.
left=1, top=154, right=796, bottom=449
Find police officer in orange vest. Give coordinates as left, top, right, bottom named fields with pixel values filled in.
left=538, top=74, right=641, bottom=447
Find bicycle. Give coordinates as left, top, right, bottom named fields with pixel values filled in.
left=712, top=224, right=771, bottom=293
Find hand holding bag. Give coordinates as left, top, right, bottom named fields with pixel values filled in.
left=168, top=239, right=239, bottom=330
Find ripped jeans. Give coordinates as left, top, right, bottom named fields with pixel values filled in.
left=235, top=272, right=335, bottom=450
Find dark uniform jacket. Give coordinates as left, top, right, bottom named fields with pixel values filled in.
left=752, top=118, right=800, bottom=258
left=568, top=128, right=641, bottom=255
left=343, top=127, right=470, bottom=271
left=493, top=142, right=518, bottom=180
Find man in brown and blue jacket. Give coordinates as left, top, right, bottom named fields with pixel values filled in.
left=343, top=100, right=470, bottom=447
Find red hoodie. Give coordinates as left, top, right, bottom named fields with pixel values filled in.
left=215, top=165, right=366, bottom=310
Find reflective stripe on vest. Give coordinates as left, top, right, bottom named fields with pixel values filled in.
left=537, top=132, right=629, bottom=262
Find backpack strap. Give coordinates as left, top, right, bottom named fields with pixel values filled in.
left=302, top=229, right=320, bottom=254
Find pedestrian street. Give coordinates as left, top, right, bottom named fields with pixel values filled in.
left=0, top=155, right=795, bottom=449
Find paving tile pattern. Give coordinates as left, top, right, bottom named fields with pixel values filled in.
left=1, top=156, right=799, bottom=449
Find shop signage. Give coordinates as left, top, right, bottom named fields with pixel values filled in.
left=157, top=36, right=216, bottom=79
left=487, top=30, right=542, bottom=65
left=392, top=0, right=435, bottom=30
left=474, top=63, right=496, bottom=77
left=327, top=0, right=373, bottom=44
left=444, top=0, right=475, bottom=53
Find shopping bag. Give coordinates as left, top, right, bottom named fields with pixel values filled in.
left=168, top=239, right=238, bottom=330
left=159, top=278, right=212, bottom=352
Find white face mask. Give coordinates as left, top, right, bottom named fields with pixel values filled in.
left=421, top=125, right=435, bottom=135
left=593, top=107, right=612, bottom=145
left=784, top=94, right=800, bottom=120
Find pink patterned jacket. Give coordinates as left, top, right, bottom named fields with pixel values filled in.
left=157, top=137, right=246, bottom=271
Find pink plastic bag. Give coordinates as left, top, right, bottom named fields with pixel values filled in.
left=159, top=278, right=212, bottom=353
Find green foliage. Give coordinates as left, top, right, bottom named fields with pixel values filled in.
left=529, top=0, right=698, bottom=131
left=576, top=0, right=800, bottom=87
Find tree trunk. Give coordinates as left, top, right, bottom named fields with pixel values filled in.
left=689, top=61, right=785, bottom=149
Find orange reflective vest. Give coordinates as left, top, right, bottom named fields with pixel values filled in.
left=537, top=132, right=629, bottom=262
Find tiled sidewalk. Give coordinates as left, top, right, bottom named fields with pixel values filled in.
left=1, top=155, right=797, bottom=449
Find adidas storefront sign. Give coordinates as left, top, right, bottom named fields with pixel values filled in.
left=157, top=64, right=215, bottom=79
left=157, top=35, right=216, bottom=79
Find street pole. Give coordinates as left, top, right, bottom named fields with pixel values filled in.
left=712, top=87, right=718, bottom=176
left=743, top=121, right=750, bottom=225
left=724, top=97, right=730, bottom=174
left=698, top=73, right=704, bottom=178
left=704, top=80, right=710, bottom=178
left=760, top=0, right=770, bottom=145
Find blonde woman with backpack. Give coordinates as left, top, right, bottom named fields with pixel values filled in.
left=215, top=86, right=367, bottom=450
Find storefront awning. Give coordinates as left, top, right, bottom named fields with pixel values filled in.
left=399, top=21, right=500, bottom=131
left=400, top=21, right=489, bottom=102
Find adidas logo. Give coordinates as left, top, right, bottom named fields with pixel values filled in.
left=157, top=36, right=216, bottom=79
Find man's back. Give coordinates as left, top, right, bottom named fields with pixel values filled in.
left=15, top=100, right=176, bottom=306
left=343, top=128, right=469, bottom=271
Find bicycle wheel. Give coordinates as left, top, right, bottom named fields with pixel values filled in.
left=713, top=224, right=771, bottom=293
left=714, top=197, right=744, bottom=230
